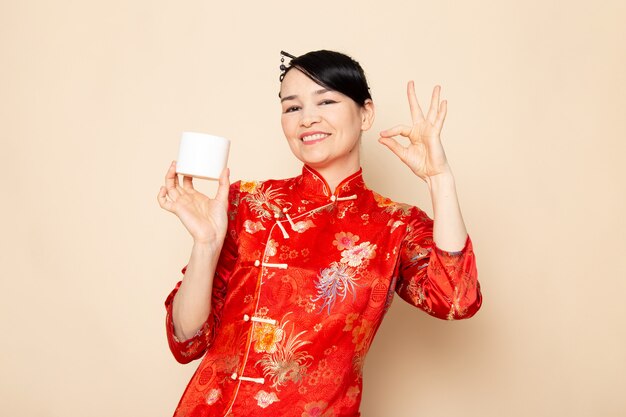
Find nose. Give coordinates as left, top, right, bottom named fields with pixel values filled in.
left=300, top=107, right=321, bottom=127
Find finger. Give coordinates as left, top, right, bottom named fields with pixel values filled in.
left=157, top=186, right=174, bottom=212
left=380, top=124, right=413, bottom=138
left=215, top=167, right=231, bottom=205
left=165, top=161, right=180, bottom=190
left=378, top=137, right=407, bottom=162
left=182, top=175, right=195, bottom=191
left=426, top=85, right=441, bottom=124
left=434, top=100, right=447, bottom=131
left=407, top=81, right=425, bottom=123
left=167, top=184, right=181, bottom=201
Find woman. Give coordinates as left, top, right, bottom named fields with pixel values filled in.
left=157, top=50, right=481, bottom=417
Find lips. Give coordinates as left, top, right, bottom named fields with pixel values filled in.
left=300, top=132, right=330, bottom=144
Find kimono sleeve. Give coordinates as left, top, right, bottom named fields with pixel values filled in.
left=395, top=207, right=482, bottom=320
left=164, top=181, right=241, bottom=363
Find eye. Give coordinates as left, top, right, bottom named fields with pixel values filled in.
left=283, top=106, right=301, bottom=113
left=319, top=99, right=337, bottom=105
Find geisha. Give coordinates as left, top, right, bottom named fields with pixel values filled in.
left=157, top=49, right=482, bottom=417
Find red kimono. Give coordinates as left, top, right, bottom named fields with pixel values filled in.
left=165, top=165, right=482, bottom=417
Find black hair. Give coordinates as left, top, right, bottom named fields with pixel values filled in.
left=282, top=50, right=372, bottom=107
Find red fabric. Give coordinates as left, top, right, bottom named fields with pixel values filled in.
left=165, top=166, right=481, bottom=416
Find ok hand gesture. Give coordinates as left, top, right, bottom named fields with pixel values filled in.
left=379, top=82, right=451, bottom=183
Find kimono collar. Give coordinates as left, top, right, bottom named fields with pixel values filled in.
left=296, top=165, right=366, bottom=201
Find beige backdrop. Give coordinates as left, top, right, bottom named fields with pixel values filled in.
left=1, top=0, right=625, bottom=416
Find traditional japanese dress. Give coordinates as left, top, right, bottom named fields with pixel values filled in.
left=165, top=165, right=482, bottom=417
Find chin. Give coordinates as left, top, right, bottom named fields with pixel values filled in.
left=293, top=151, right=332, bottom=167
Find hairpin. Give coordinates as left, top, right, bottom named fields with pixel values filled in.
left=279, top=50, right=296, bottom=81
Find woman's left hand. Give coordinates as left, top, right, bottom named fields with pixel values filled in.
left=379, top=82, right=451, bottom=183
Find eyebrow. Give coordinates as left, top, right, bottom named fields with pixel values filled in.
left=280, top=88, right=332, bottom=102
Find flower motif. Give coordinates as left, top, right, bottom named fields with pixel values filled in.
left=243, top=185, right=286, bottom=221
left=296, top=295, right=308, bottom=307
left=293, top=220, right=315, bottom=233
left=302, top=400, right=335, bottom=417
left=312, top=262, right=360, bottom=313
left=255, top=314, right=313, bottom=389
left=254, top=390, right=279, bottom=408
left=253, top=322, right=284, bottom=353
left=346, top=385, right=360, bottom=402
left=205, top=388, right=221, bottom=405
left=372, top=191, right=412, bottom=215
left=323, top=345, right=337, bottom=356
left=340, top=242, right=377, bottom=267
left=240, top=181, right=261, bottom=194
left=352, top=319, right=373, bottom=352
left=343, top=313, right=359, bottom=331
left=332, top=232, right=359, bottom=250
left=313, top=323, right=322, bottom=332
left=373, top=192, right=394, bottom=207
left=244, top=220, right=266, bottom=234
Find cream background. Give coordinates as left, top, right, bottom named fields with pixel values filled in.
left=1, top=0, right=625, bottom=416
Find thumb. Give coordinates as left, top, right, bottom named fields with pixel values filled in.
left=215, top=167, right=230, bottom=204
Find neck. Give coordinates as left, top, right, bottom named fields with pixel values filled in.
left=312, top=164, right=361, bottom=194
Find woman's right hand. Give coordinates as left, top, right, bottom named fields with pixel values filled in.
left=157, top=161, right=230, bottom=246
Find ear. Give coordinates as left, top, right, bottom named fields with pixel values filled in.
left=360, top=99, right=375, bottom=131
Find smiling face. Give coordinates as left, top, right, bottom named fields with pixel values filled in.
left=279, top=69, right=374, bottom=181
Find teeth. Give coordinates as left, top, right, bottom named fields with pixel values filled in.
left=302, top=133, right=328, bottom=142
